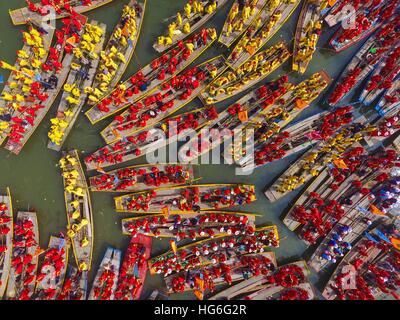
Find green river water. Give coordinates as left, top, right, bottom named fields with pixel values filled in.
left=0, top=0, right=367, bottom=299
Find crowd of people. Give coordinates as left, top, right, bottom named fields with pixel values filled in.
left=121, top=185, right=256, bottom=212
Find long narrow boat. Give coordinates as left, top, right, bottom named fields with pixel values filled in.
left=219, top=0, right=269, bottom=48
left=60, top=150, right=94, bottom=272
left=87, top=0, right=147, bottom=106
left=154, top=0, right=230, bottom=52
left=57, top=267, right=88, bottom=300
left=208, top=260, right=309, bottom=300
left=6, top=211, right=39, bottom=300
left=322, top=222, right=399, bottom=300
left=179, top=76, right=290, bottom=163
left=165, top=252, right=277, bottom=295
left=200, top=41, right=290, bottom=105
left=9, top=0, right=114, bottom=25
left=2, top=15, right=88, bottom=155
left=34, top=236, right=69, bottom=300
left=85, top=106, right=218, bottom=171
left=292, top=0, right=330, bottom=74
left=85, top=28, right=217, bottom=124
left=328, top=19, right=400, bottom=107
left=263, top=120, right=371, bottom=202
left=329, top=0, right=398, bottom=52
left=88, top=247, right=122, bottom=300
left=359, top=47, right=400, bottom=105
left=115, top=235, right=152, bottom=300
left=115, top=184, right=256, bottom=214
left=0, top=20, right=55, bottom=147
left=0, top=188, right=13, bottom=299
left=235, top=106, right=353, bottom=171
left=224, top=71, right=331, bottom=167
left=48, top=21, right=107, bottom=151
left=122, top=211, right=257, bottom=240
left=375, top=79, right=400, bottom=116
left=100, top=55, right=227, bottom=144
left=226, top=0, right=301, bottom=70
left=149, top=225, right=279, bottom=276
left=89, top=164, right=195, bottom=192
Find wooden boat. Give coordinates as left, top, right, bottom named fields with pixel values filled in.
left=114, top=184, right=256, bottom=214
left=219, top=0, right=269, bottom=48
left=9, top=0, right=114, bottom=25
left=100, top=55, right=227, bottom=144
left=327, top=29, right=399, bottom=107
left=5, top=211, right=39, bottom=300
left=34, top=236, right=69, bottom=300
left=121, top=211, right=257, bottom=240
left=226, top=0, right=301, bottom=70
left=88, top=247, right=122, bottom=300
left=85, top=28, right=218, bottom=124
left=179, top=76, right=291, bottom=163
left=375, top=79, right=400, bottom=116
left=292, top=0, right=330, bottom=74
left=148, top=225, right=279, bottom=276
left=57, top=267, right=88, bottom=300
left=329, top=0, right=398, bottom=52
left=209, top=260, right=309, bottom=300
left=115, top=235, right=152, bottom=300
left=60, top=150, right=94, bottom=272
left=359, top=48, right=400, bottom=106
left=164, top=252, right=277, bottom=294
left=0, top=20, right=55, bottom=147
left=200, top=41, right=290, bottom=105
left=235, top=106, right=352, bottom=171
left=87, top=0, right=147, bottom=106
left=263, top=119, right=370, bottom=203
left=2, top=16, right=90, bottom=155
left=225, top=71, right=331, bottom=167
left=153, top=0, right=230, bottom=52
left=322, top=222, right=398, bottom=300
left=84, top=106, right=219, bottom=170
left=0, top=188, right=13, bottom=299
left=47, top=21, right=107, bottom=151
left=89, top=164, right=195, bottom=192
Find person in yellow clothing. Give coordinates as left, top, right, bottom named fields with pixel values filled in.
left=185, top=42, right=194, bottom=54
left=183, top=22, right=191, bottom=34
left=71, top=210, right=81, bottom=220
left=79, top=262, right=88, bottom=271
left=168, top=22, right=177, bottom=38
left=80, top=237, right=89, bottom=247
left=184, top=2, right=192, bottom=18
left=228, top=3, right=239, bottom=21
left=176, top=12, right=183, bottom=26
left=242, top=5, right=251, bottom=20
left=225, top=22, right=233, bottom=36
